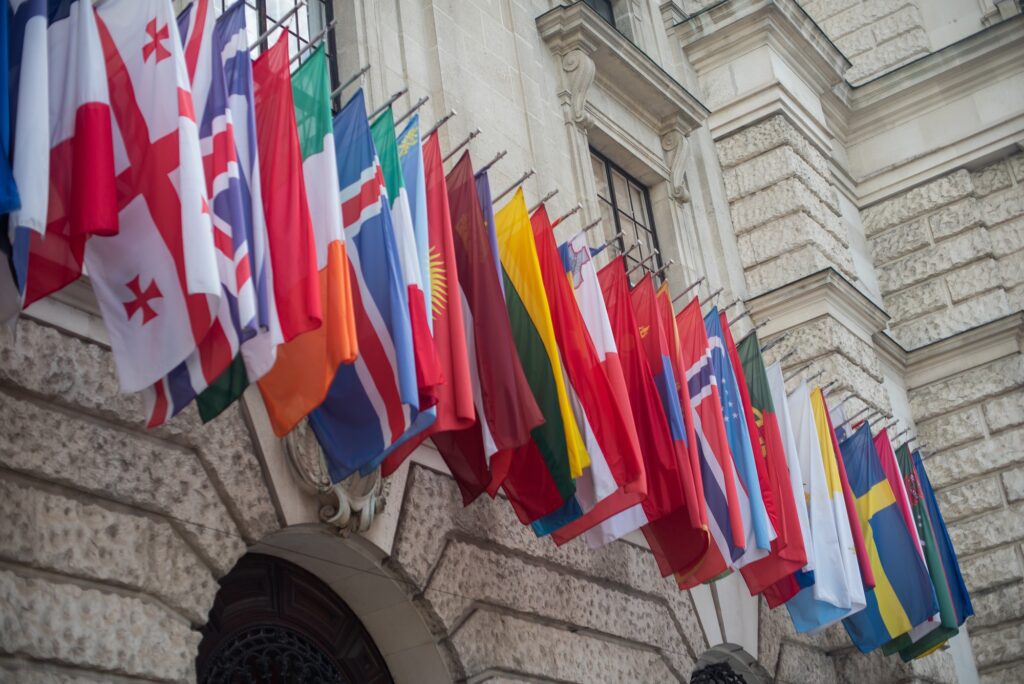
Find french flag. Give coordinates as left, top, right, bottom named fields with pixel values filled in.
left=309, top=89, right=418, bottom=482
left=12, top=0, right=117, bottom=312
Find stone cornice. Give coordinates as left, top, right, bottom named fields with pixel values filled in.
left=744, top=268, right=889, bottom=346
left=536, top=1, right=709, bottom=134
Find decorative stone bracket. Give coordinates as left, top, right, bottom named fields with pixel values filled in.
left=661, top=127, right=691, bottom=203
left=560, top=47, right=596, bottom=129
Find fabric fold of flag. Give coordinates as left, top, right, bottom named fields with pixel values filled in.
left=307, top=89, right=417, bottom=482
left=495, top=189, right=586, bottom=524
left=839, top=422, right=938, bottom=653
left=252, top=42, right=355, bottom=435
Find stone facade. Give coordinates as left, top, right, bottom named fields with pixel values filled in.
left=2, top=0, right=1023, bottom=682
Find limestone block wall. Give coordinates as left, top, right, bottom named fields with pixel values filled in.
left=0, top=320, right=282, bottom=682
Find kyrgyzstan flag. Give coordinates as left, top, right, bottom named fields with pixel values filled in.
left=389, top=152, right=542, bottom=504
left=675, top=296, right=746, bottom=587
left=734, top=332, right=808, bottom=602
left=375, top=131, right=474, bottom=471
left=87, top=0, right=223, bottom=394
left=599, top=257, right=707, bottom=577
left=11, top=0, right=117, bottom=312
left=532, top=207, right=646, bottom=544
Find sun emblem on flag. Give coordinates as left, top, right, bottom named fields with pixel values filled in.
left=429, top=245, right=447, bottom=321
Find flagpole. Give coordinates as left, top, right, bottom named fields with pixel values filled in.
left=528, top=189, right=559, bottom=213
left=626, top=253, right=657, bottom=277
left=332, top=65, right=371, bottom=99
left=699, top=287, right=722, bottom=307
left=583, top=218, right=602, bottom=233
left=613, top=241, right=640, bottom=257
left=822, top=379, right=837, bottom=391
left=600, top=230, right=624, bottom=248
left=775, top=349, right=796, bottom=365
left=250, top=1, right=307, bottom=52
left=804, top=369, right=824, bottom=383
left=395, top=95, right=429, bottom=126
left=652, top=259, right=675, bottom=279
left=554, top=204, right=582, bottom=225
left=289, top=19, right=336, bottom=64
left=369, top=87, right=409, bottom=121
left=673, top=276, right=705, bottom=303
left=475, top=149, right=506, bottom=174
left=443, top=129, right=481, bottom=163
left=760, top=331, right=789, bottom=353
left=424, top=110, right=457, bottom=137
left=727, top=309, right=750, bottom=327
left=493, top=169, right=535, bottom=204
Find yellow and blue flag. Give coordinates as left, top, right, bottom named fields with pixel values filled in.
left=839, top=422, right=938, bottom=652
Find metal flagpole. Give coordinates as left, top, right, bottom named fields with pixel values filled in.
left=626, top=253, right=657, bottom=277
left=699, top=287, right=723, bottom=307
left=423, top=110, right=457, bottom=137
left=672, top=276, right=705, bottom=303
left=652, top=259, right=675, bottom=279
left=599, top=231, right=624, bottom=248
left=582, top=218, right=602, bottom=233
left=332, top=65, right=371, bottom=99
left=250, top=1, right=307, bottom=52
left=443, top=129, right=481, bottom=163
left=528, top=189, right=559, bottom=213
left=554, top=204, right=582, bottom=224
left=290, top=19, right=336, bottom=64
left=474, top=149, right=506, bottom=174
left=394, top=96, right=429, bottom=126
left=369, top=87, right=409, bottom=121
left=493, top=169, right=535, bottom=204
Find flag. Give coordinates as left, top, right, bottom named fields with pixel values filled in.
left=398, top=116, right=432, bottom=330
left=142, top=0, right=261, bottom=426
left=495, top=189, right=586, bottom=523
left=371, top=108, right=441, bottom=428
left=735, top=333, right=807, bottom=602
left=404, top=152, right=542, bottom=504
left=839, top=422, right=938, bottom=652
left=7, top=0, right=118, bottom=317
left=374, top=130, right=474, bottom=471
left=784, top=382, right=865, bottom=633
left=0, top=1, right=19, bottom=214
left=560, top=233, right=647, bottom=547
left=599, top=259, right=707, bottom=577
left=87, top=0, right=221, bottom=394
left=531, top=207, right=646, bottom=543
left=251, top=43, right=357, bottom=433
left=705, top=308, right=774, bottom=564
left=474, top=168, right=504, bottom=300
left=307, top=89, right=417, bottom=481
left=206, top=0, right=279, bottom=391
left=674, top=296, right=744, bottom=586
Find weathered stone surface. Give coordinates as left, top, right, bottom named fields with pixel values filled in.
left=872, top=5, right=923, bottom=43
left=0, top=570, right=198, bottom=682
left=909, top=354, right=1024, bottom=421
left=715, top=114, right=829, bottom=177
left=768, top=316, right=883, bottom=383
left=0, top=390, right=244, bottom=575
left=1009, top=152, right=1024, bottom=184
left=730, top=176, right=847, bottom=243
left=845, top=28, right=930, bottom=83
left=949, top=503, right=1024, bottom=557
left=989, top=217, right=1024, bottom=257
left=926, top=426, right=1024, bottom=489
left=835, top=24, right=875, bottom=57
left=980, top=661, right=1024, bottom=684
left=869, top=216, right=931, bottom=265
left=973, top=621, right=1024, bottom=670
left=0, top=659, right=136, bottom=683
left=936, top=476, right=1005, bottom=523
left=0, top=477, right=218, bottom=625
left=775, top=640, right=837, bottom=684
left=972, top=160, right=1013, bottom=197
left=745, top=244, right=854, bottom=297
left=890, top=289, right=1011, bottom=350
left=970, top=580, right=1024, bottom=630
left=930, top=197, right=983, bottom=240
left=451, top=609, right=677, bottom=683
left=800, top=0, right=859, bottom=22
left=820, top=0, right=915, bottom=38
left=945, top=258, right=1003, bottom=303
left=1003, top=466, right=1024, bottom=503
left=885, top=278, right=948, bottom=322
left=959, top=546, right=1024, bottom=593
left=862, top=170, right=972, bottom=236
left=724, top=145, right=838, bottom=212
left=998, top=249, right=1024, bottom=289
left=833, top=647, right=928, bottom=684
left=981, top=185, right=1024, bottom=227
left=917, top=406, right=987, bottom=454
left=878, top=226, right=992, bottom=295
left=984, top=389, right=1024, bottom=433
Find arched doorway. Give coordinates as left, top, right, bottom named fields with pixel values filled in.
left=197, top=553, right=394, bottom=683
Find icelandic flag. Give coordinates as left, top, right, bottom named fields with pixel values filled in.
left=142, top=0, right=259, bottom=426
left=309, top=89, right=418, bottom=482
left=705, top=307, right=774, bottom=564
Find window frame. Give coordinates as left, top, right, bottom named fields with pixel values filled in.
left=590, top=147, right=662, bottom=281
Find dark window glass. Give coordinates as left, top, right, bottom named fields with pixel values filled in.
left=583, top=0, right=615, bottom=26
left=590, top=148, right=661, bottom=283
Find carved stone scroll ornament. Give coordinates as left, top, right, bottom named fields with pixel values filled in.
left=561, top=48, right=596, bottom=128
left=283, top=422, right=384, bottom=535
left=661, top=129, right=692, bottom=203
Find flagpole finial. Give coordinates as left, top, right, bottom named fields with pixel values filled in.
left=443, top=129, right=481, bottom=163
left=673, top=275, right=706, bottom=303
left=529, top=188, right=560, bottom=214
left=554, top=203, right=583, bottom=225
left=333, top=64, right=371, bottom=99
left=653, top=259, right=675, bottom=279
left=250, top=0, right=307, bottom=52
left=424, top=110, right=457, bottom=137
left=727, top=309, right=751, bottom=327
left=600, top=230, right=624, bottom=248
left=626, top=253, right=657, bottom=277
left=369, top=87, right=410, bottom=121
left=394, top=95, right=430, bottom=126
left=583, top=217, right=603, bottom=233
left=699, top=286, right=723, bottom=307
left=493, top=169, right=535, bottom=204
left=475, top=149, right=507, bottom=175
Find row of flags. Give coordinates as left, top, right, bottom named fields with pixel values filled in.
left=0, top=0, right=973, bottom=658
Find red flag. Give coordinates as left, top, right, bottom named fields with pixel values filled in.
left=251, top=35, right=320, bottom=343
left=599, top=257, right=708, bottom=577
left=379, top=138, right=476, bottom=470
left=531, top=207, right=646, bottom=544
left=384, top=152, right=543, bottom=505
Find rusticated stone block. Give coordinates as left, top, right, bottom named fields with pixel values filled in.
left=451, top=609, right=677, bottom=683
left=737, top=214, right=851, bottom=276
left=926, top=426, right=1024, bottom=489
left=1003, top=466, right=1024, bottom=503
left=715, top=115, right=830, bottom=177
left=909, top=354, right=1024, bottom=421
left=946, top=258, right=1003, bottom=303
left=724, top=145, right=838, bottom=212
left=1010, top=152, right=1024, bottom=183
left=948, top=502, right=1024, bottom=556
left=981, top=186, right=1024, bottom=227
left=885, top=278, right=948, bottom=323
left=0, top=660, right=129, bottom=683
left=862, top=170, right=972, bottom=236
left=869, top=217, right=931, bottom=265
left=775, top=640, right=838, bottom=684
left=878, top=226, right=991, bottom=295
left=985, top=390, right=1024, bottom=433
left=836, top=24, right=875, bottom=58
left=821, top=0, right=912, bottom=38
left=745, top=244, right=854, bottom=297
left=930, top=197, right=983, bottom=240
left=998, top=249, right=1024, bottom=288
left=845, top=29, right=930, bottom=83
left=0, top=391, right=245, bottom=575
left=936, top=476, right=1005, bottom=523
left=917, top=406, right=987, bottom=454
left=0, top=570, right=199, bottom=682
left=730, top=177, right=847, bottom=245
left=0, top=478, right=218, bottom=624
left=972, top=161, right=1013, bottom=197
left=973, top=621, right=1024, bottom=670
left=990, top=217, right=1024, bottom=257
left=959, top=546, right=1024, bottom=593
left=834, top=647, right=937, bottom=684
left=890, top=289, right=1010, bottom=349
left=765, top=316, right=882, bottom=382
left=970, top=580, right=1024, bottom=630
left=801, top=0, right=859, bottom=22
left=872, top=5, right=923, bottom=43
left=981, top=662, right=1024, bottom=684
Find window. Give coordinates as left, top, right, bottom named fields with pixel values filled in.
left=583, top=0, right=616, bottom=26
left=591, top=149, right=661, bottom=281
left=214, top=0, right=338, bottom=87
